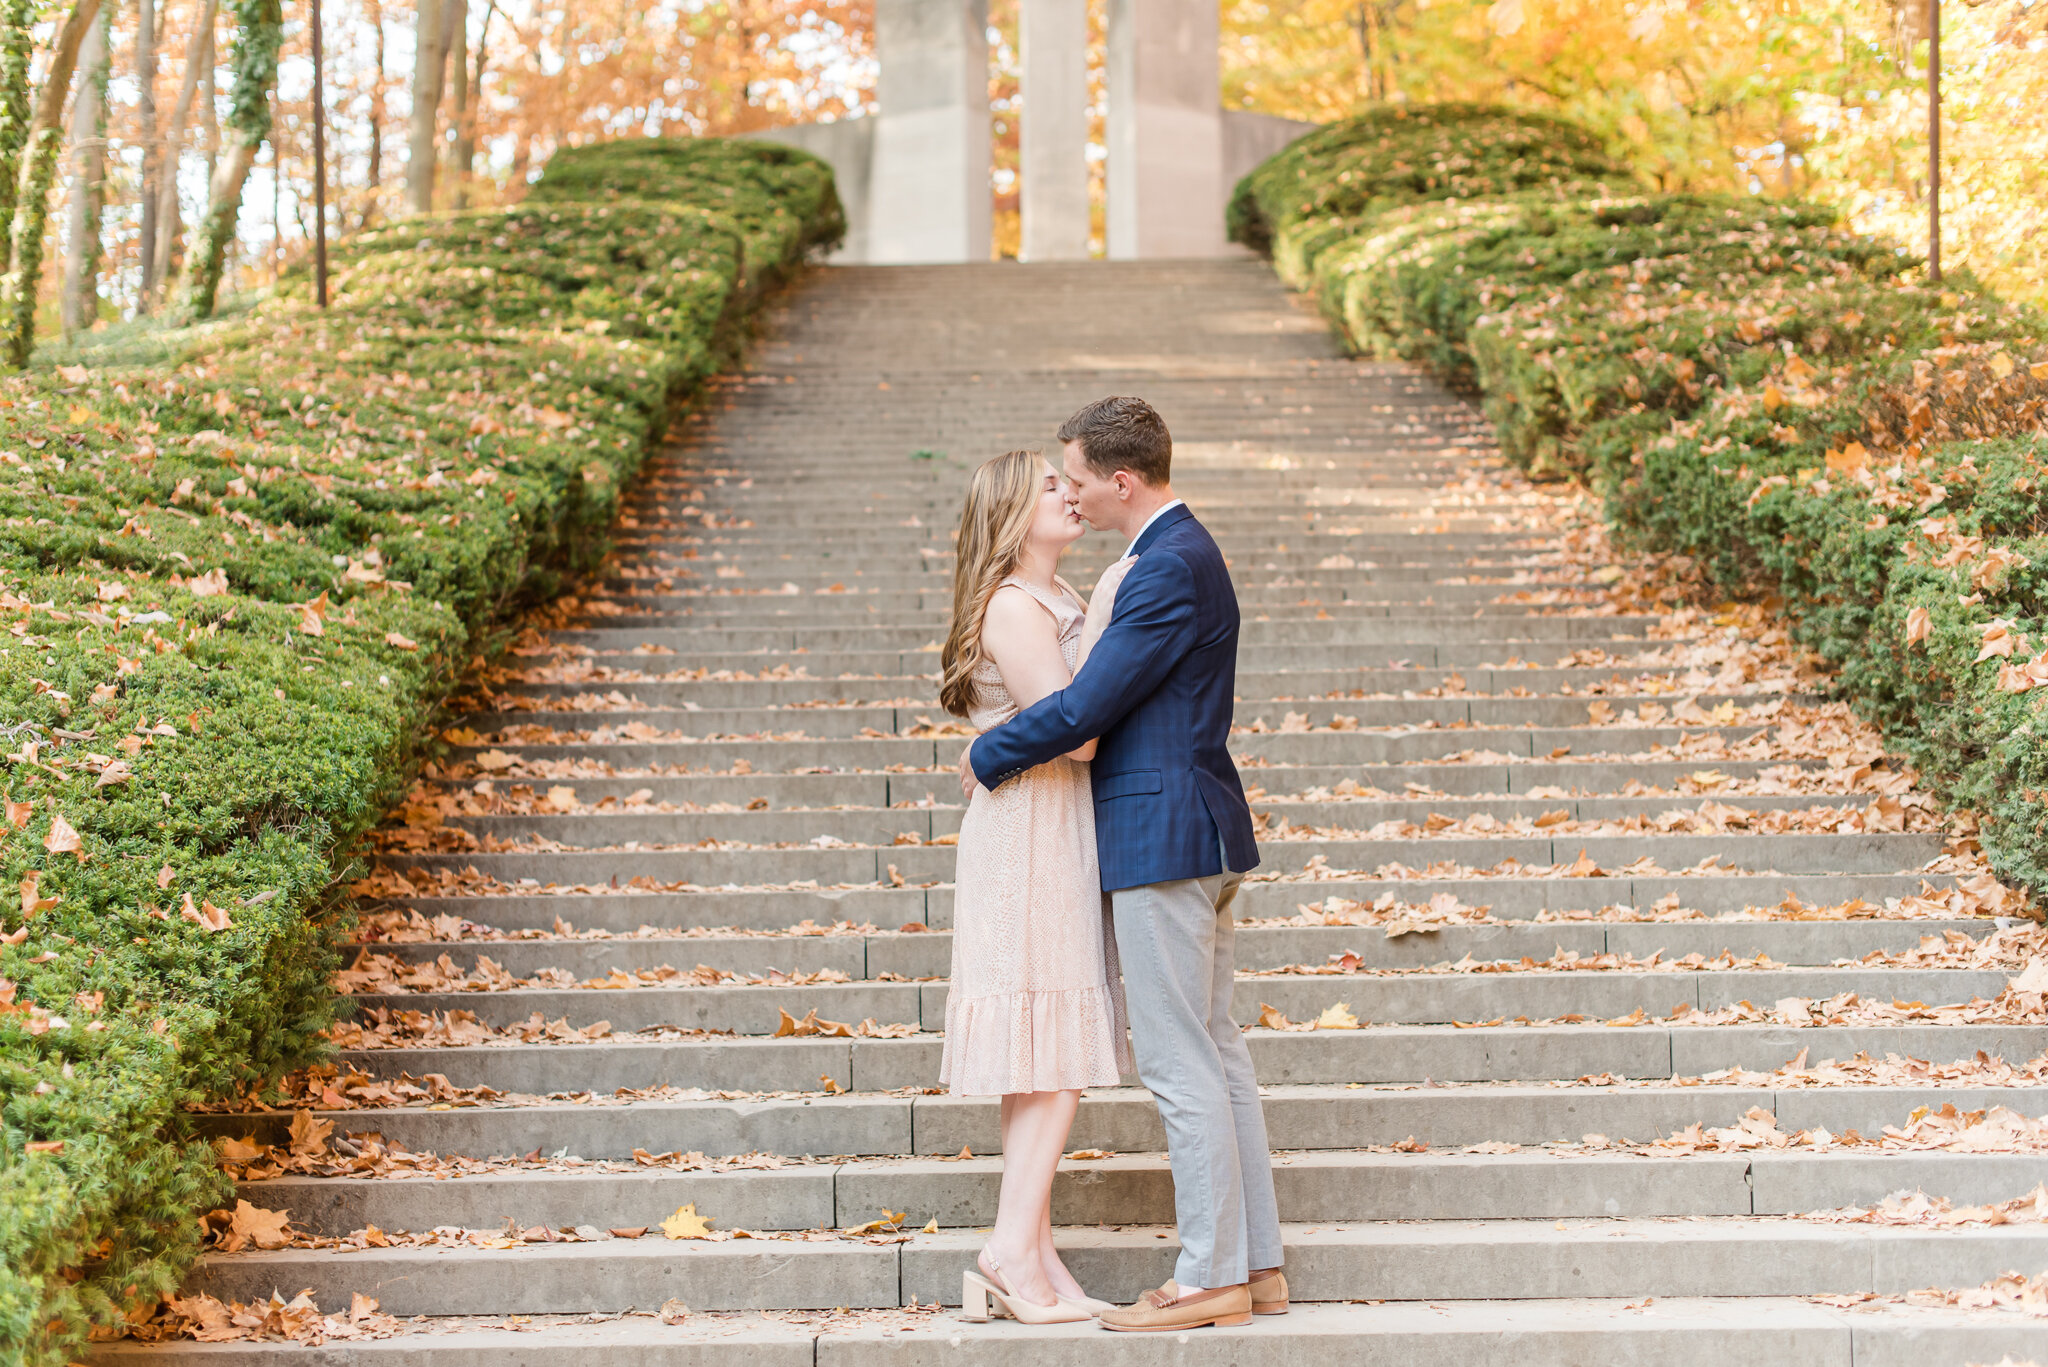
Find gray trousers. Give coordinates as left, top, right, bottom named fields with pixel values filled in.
left=1110, top=865, right=1284, bottom=1288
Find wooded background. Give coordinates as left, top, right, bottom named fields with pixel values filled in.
left=5, top=0, right=2043, bottom=356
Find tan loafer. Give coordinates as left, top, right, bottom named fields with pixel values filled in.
left=1097, top=1281, right=1252, bottom=1332
left=1248, top=1268, right=1289, bottom=1315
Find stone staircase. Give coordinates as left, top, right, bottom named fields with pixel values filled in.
left=102, top=261, right=2048, bottom=1364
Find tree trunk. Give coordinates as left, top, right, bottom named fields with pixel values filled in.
left=269, top=125, right=279, bottom=279
left=445, top=0, right=465, bottom=207
left=0, top=0, right=37, bottom=240
left=364, top=0, right=382, bottom=225
left=178, top=0, right=281, bottom=320
left=59, top=7, right=108, bottom=335
left=136, top=0, right=157, bottom=302
left=403, top=0, right=456, bottom=215
left=5, top=0, right=105, bottom=366
left=452, top=0, right=492, bottom=210
left=201, top=54, right=218, bottom=186
left=149, top=0, right=217, bottom=299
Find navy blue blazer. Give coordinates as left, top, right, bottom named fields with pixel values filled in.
left=967, top=504, right=1259, bottom=892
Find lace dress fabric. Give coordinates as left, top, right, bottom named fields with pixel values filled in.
left=940, top=575, right=1134, bottom=1096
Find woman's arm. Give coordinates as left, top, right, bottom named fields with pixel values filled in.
left=981, top=589, right=1098, bottom=762
left=968, top=551, right=1197, bottom=792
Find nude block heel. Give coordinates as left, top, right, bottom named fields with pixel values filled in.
left=962, top=1253, right=1093, bottom=1324
left=961, top=1270, right=996, bottom=1322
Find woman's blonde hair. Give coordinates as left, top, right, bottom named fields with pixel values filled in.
left=940, top=450, right=1045, bottom=718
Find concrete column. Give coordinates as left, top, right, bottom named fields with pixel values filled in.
left=1105, top=0, right=1225, bottom=259
left=1019, top=0, right=1090, bottom=260
left=869, top=0, right=992, bottom=264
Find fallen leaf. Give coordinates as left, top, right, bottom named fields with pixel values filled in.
left=225, top=1200, right=294, bottom=1250
left=187, top=568, right=230, bottom=597
left=179, top=892, right=232, bottom=933
left=1976, top=619, right=2020, bottom=662
left=1905, top=606, right=1931, bottom=647
left=1316, top=1002, right=1361, bottom=1030
left=42, top=813, right=82, bottom=859
left=18, top=872, right=57, bottom=918
left=660, top=1203, right=713, bottom=1240
left=288, top=1110, right=333, bottom=1158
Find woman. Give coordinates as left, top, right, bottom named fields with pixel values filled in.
left=938, top=450, right=1133, bottom=1323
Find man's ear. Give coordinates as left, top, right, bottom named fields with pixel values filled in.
left=1113, top=471, right=1135, bottom=501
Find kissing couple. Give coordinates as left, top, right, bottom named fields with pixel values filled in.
left=936, top=395, right=1284, bottom=1331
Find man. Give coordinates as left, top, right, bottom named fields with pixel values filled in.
left=957, top=395, right=1286, bottom=1331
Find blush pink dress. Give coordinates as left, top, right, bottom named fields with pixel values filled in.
left=939, top=575, right=1134, bottom=1097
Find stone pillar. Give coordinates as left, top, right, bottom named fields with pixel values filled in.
left=1105, top=0, right=1225, bottom=258
left=1019, top=0, right=1090, bottom=260
left=869, top=0, right=992, bottom=264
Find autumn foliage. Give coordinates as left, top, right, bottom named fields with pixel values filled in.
left=1232, top=102, right=2048, bottom=894
left=0, top=136, right=838, bottom=1365
left=1222, top=0, right=2048, bottom=304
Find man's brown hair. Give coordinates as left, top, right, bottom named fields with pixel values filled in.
left=1057, top=396, right=1171, bottom=486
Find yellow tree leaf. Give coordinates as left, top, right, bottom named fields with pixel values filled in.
left=660, top=1203, right=713, bottom=1240
left=1315, top=1002, right=1361, bottom=1030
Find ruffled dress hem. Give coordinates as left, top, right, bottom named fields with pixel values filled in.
left=938, top=982, right=1134, bottom=1097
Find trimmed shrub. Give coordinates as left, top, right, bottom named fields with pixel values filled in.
left=0, top=138, right=840, bottom=1363
left=1233, top=104, right=2048, bottom=891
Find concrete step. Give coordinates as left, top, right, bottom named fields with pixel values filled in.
left=565, top=592, right=1612, bottom=626
left=195, top=1082, right=2045, bottom=1162
left=174, top=1219, right=2048, bottom=1315
left=424, top=792, right=1879, bottom=846
left=444, top=724, right=1796, bottom=769
left=420, top=759, right=1843, bottom=804
left=517, top=639, right=1679, bottom=672
left=80, top=1297, right=2048, bottom=1367
left=240, top=1148, right=2048, bottom=1237
left=543, top=617, right=1655, bottom=654
left=388, top=831, right=1948, bottom=885
left=452, top=692, right=1796, bottom=737
left=333, top=1023, right=2048, bottom=1094
left=371, top=870, right=1967, bottom=933
left=476, top=664, right=1774, bottom=707
left=344, top=965, right=2010, bottom=1036
left=351, top=918, right=1996, bottom=979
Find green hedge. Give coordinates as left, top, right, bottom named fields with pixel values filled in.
left=1232, top=104, right=2048, bottom=888
left=0, top=137, right=841, bottom=1363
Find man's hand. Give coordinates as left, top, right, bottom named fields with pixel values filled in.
left=957, top=745, right=979, bottom=802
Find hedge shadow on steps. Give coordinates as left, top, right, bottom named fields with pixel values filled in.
left=1230, top=103, right=2048, bottom=896
left=0, top=137, right=840, bottom=1365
